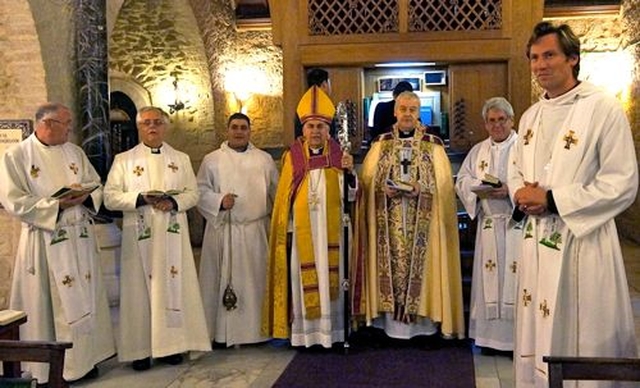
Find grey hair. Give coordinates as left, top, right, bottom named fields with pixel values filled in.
left=395, top=91, right=420, bottom=105
left=35, top=102, right=68, bottom=122
left=482, top=97, right=514, bottom=121
left=136, top=106, right=170, bottom=124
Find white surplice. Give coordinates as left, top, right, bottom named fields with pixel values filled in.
left=196, top=142, right=278, bottom=346
left=104, top=142, right=210, bottom=362
left=289, top=169, right=356, bottom=348
left=0, top=134, right=115, bottom=383
left=508, top=82, right=638, bottom=388
left=455, top=131, right=519, bottom=351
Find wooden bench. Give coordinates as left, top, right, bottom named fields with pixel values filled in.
left=544, top=356, right=640, bottom=387
left=0, top=340, right=73, bottom=388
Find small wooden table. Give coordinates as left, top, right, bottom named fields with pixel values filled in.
left=0, top=314, right=27, bottom=377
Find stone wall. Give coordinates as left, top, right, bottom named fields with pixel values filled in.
left=109, top=0, right=215, bottom=168
left=188, top=0, right=283, bottom=151
left=0, top=0, right=49, bottom=309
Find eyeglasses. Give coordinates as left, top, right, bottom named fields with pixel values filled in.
left=138, top=119, right=165, bottom=127
left=486, top=117, right=510, bottom=126
left=43, top=118, right=72, bottom=127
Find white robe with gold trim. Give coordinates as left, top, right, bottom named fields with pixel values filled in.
left=456, top=131, right=519, bottom=351
left=0, top=134, right=115, bottom=383
left=508, top=82, right=638, bottom=388
left=104, top=142, right=210, bottom=362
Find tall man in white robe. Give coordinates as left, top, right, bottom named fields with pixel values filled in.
left=509, top=22, right=638, bottom=388
left=0, top=103, right=115, bottom=384
left=263, top=86, right=360, bottom=348
left=197, top=112, right=279, bottom=346
left=455, top=97, right=519, bottom=352
left=104, top=106, right=210, bottom=371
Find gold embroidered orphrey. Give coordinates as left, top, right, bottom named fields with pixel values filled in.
left=523, top=129, right=534, bottom=145
left=563, top=130, right=578, bottom=150
left=133, top=165, right=144, bottom=176
left=30, top=164, right=40, bottom=178
left=539, top=299, right=551, bottom=317
left=62, top=275, right=74, bottom=287
left=522, top=289, right=532, bottom=306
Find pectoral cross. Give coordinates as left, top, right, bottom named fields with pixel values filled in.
left=484, top=260, right=496, bottom=272
left=400, top=157, right=411, bottom=175
left=563, top=130, right=578, bottom=150
left=308, top=194, right=320, bottom=211
left=168, top=162, right=179, bottom=172
left=479, top=160, right=488, bottom=171
left=523, top=129, right=534, bottom=145
left=170, top=265, right=179, bottom=278
left=69, top=163, right=79, bottom=175
left=133, top=166, right=144, bottom=176
left=30, top=165, right=40, bottom=178
left=522, top=289, right=532, bottom=307
left=62, top=275, right=74, bottom=287
left=539, top=299, right=550, bottom=317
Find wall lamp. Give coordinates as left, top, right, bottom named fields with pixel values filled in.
left=168, top=72, right=187, bottom=114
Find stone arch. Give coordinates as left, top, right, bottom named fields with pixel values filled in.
left=110, top=72, right=153, bottom=110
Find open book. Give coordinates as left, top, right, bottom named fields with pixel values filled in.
left=51, top=183, right=100, bottom=199
left=142, top=189, right=184, bottom=198
left=481, top=173, right=502, bottom=188
left=0, top=309, right=26, bottom=325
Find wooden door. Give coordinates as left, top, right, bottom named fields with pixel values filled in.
left=448, top=63, right=508, bottom=152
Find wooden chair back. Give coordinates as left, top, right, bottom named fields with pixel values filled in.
left=544, top=356, right=640, bottom=387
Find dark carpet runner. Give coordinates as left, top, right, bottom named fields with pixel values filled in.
left=273, top=339, right=475, bottom=387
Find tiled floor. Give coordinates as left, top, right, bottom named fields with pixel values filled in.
left=73, top=239, right=640, bottom=388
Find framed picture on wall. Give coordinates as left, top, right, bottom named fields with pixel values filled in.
left=0, top=119, right=31, bottom=209
left=378, top=77, right=421, bottom=93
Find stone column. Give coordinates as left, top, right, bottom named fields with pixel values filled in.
left=75, top=0, right=111, bottom=180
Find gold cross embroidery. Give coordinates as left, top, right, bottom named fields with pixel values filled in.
left=563, top=130, right=578, bottom=150
left=539, top=299, right=550, bottom=317
left=522, top=289, right=532, bottom=307
left=510, top=261, right=517, bottom=274
left=523, top=129, right=534, bottom=145
left=69, top=162, right=79, bottom=175
left=62, top=275, right=74, bottom=287
left=168, top=162, right=178, bottom=172
left=479, top=160, right=488, bottom=171
left=133, top=166, right=144, bottom=176
left=30, top=165, right=40, bottom=178
left=170, top=265, right=179, bottom=278
left=484, top=260, right=496, bottom=271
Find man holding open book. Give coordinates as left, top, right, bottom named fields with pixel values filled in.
left=104, top=106, right=210, bottom=371
left=455, top=97, right=519, bottom=353
left=0, top=102, right=115, bottom=384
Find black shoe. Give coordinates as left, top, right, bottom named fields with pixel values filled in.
left=132, top=357, right=151, bottom=371
left=157, top=353, right=183, bottom=365
left=64, top=365, right=99, bottom=384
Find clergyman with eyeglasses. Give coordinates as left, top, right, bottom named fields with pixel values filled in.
left=0, top=102, right=116, bottom=384
left=455, top=97, right=520, bottom=355
left=104, top=106, right=211, bottom=371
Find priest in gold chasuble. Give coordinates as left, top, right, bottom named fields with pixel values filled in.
left=262, top=86, right=361, bottom=348
left=361, top=91, right=465, bottom=340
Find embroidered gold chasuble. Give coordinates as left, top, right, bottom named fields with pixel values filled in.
left=361, top=127, right=465, bottom=338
